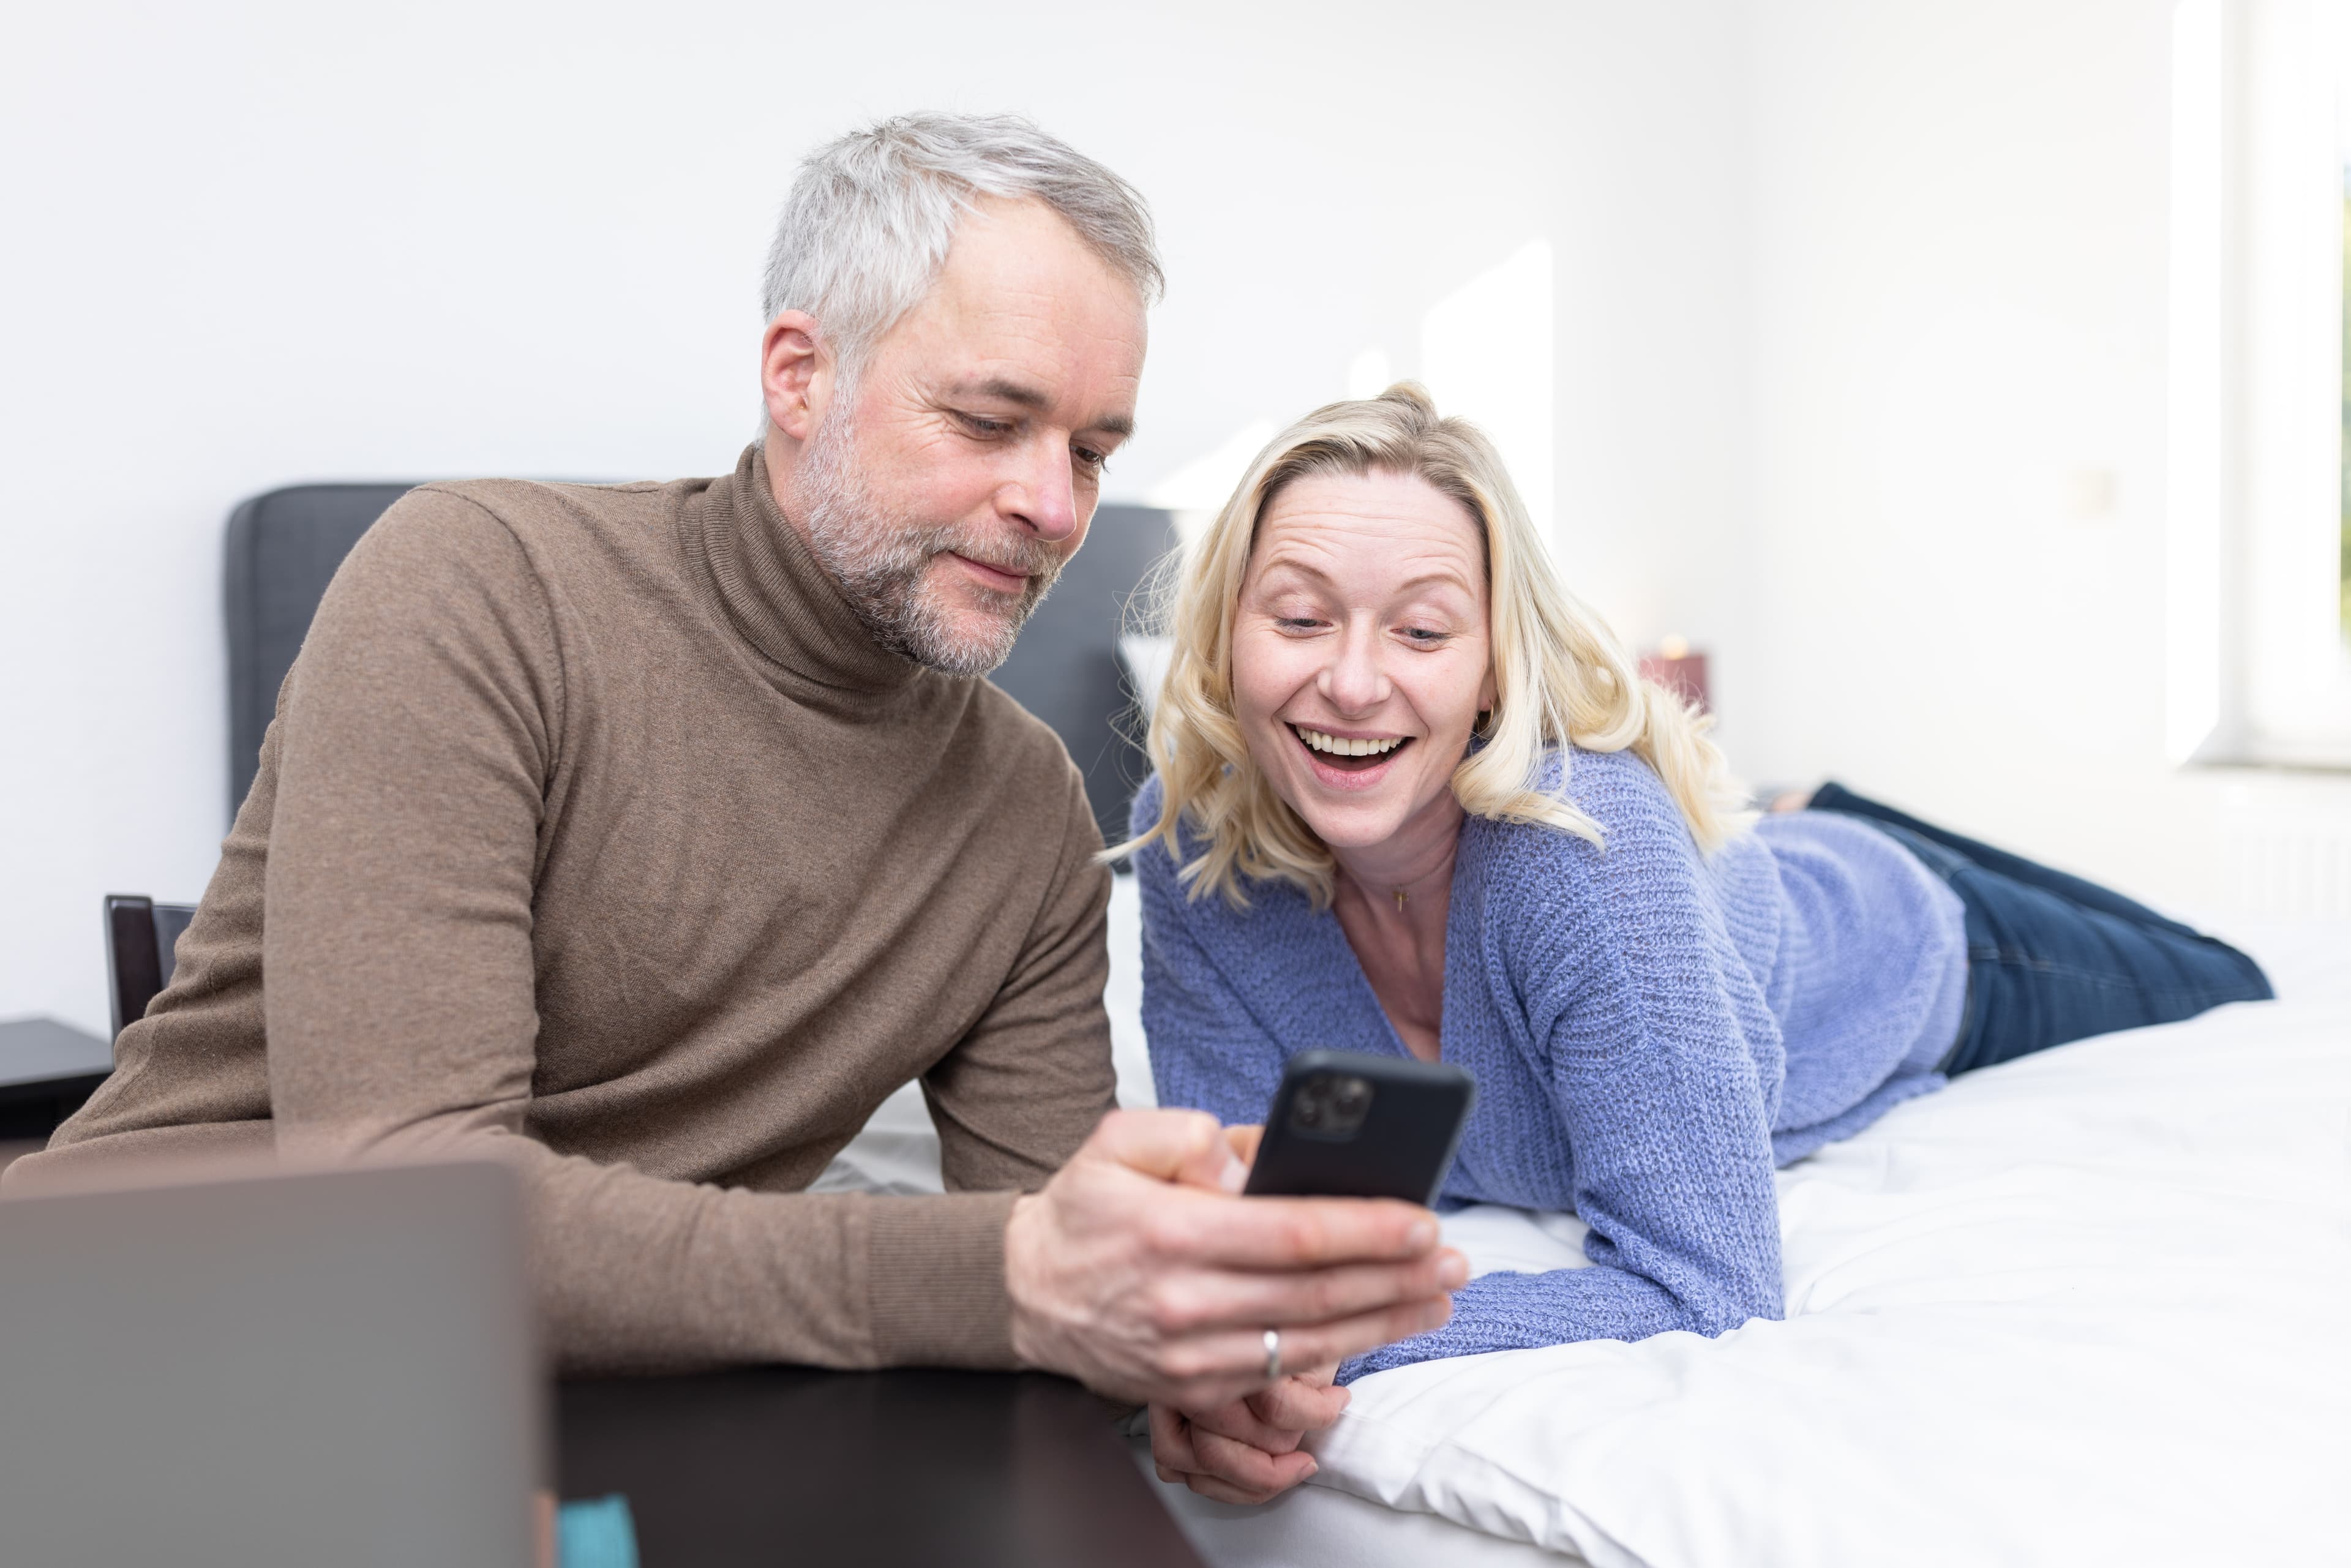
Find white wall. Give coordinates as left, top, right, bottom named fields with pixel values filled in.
left=0, top=1, right=1752, bottom=1035
left=1740, top=0, right=2351, bottom=912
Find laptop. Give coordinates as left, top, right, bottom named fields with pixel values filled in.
left=0, top=1159, right=542, bottom=1567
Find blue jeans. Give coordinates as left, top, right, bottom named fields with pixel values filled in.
left=1805, top=783, right=2274, bottom=1076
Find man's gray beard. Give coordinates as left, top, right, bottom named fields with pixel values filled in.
left=792, top=411, right=1063, bottom=677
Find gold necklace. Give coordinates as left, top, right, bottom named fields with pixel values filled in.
left=1385, top=860, right=1453, bottom=912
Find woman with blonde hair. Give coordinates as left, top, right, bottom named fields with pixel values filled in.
left=1127, top=384, right=2271, bottom=1505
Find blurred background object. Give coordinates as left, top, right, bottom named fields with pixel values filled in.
left=1640, top=635, right=1711, bottom=712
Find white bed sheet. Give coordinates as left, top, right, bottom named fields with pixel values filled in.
left=1275, top=917, right=2351, bottom=1568
left=823, top=888, right=2350, bottom=1568
left=1136, top=1439, right=1583, bottom=1567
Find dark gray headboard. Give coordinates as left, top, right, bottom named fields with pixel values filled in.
left=225, top=483, right=419, bottom=814
left=223, top=483, right=1171, bottom=850
left=991, top=503, right=1171, bottom=849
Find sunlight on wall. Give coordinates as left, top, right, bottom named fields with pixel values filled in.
left=1419, top=240, right=1556, bottom=543
left=1346, top=348, right=1395, bottom=399
left=1144, top=419, right=1277, bottom=541
left=1144, top=243, right=1558, bottom=552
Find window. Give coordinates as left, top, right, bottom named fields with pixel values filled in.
left=2341, top=167, right=2351, bottom=639
left=2170, top=0, right=2351, bottom=767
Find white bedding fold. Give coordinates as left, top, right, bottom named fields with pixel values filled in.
left=1308, top=983, right=2351, bottom=1567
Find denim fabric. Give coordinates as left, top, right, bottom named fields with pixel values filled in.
left=1805, top=783, right=2274, bottom=1076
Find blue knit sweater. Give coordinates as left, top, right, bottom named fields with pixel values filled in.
left=1131, top=750, right=1968, bottom=1381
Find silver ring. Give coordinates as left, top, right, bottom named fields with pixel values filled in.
left=1262, top=1327, right=1282, bottom=1382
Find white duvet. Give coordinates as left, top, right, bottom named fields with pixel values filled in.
left=1303, top=920, right=2351, bottom=1566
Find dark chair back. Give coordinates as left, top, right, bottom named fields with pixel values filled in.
left=989, top=503, right=1175, bottom=849
left=225, top=482, right=421, bottom=817
left=104, top=896, right=198, bottom=1048
left=222, top=482, right=1174, bottom=846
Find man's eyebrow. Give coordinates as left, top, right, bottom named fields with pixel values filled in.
left=953, top=375, right=1050, bottom=410
left=947, top=377, right=1135, bottom=440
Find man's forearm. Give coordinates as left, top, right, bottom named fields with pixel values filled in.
left=353, top=1124, right=1025, bottom=1372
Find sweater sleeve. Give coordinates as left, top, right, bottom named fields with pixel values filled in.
left=1340, top=797, right=1785, bottom=1382
left=263, top=489, right=1024, bottom=1373
left=1130, top=787, right=1289, bottom=1130
left=920, top=763, right=1119, bottom=1191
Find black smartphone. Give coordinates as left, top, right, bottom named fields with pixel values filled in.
left=1243, top=1049, right=1475, bottom=1206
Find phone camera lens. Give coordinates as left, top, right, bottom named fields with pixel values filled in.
left=1288, top=1071, right=1374, bottom=1138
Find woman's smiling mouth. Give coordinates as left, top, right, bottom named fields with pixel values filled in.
left=1289, top=723, right=1412, bottom=775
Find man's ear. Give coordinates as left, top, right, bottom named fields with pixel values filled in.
left=760, top=310, right=834, bottom=441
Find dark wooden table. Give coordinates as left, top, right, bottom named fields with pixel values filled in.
left=0, top=1016, right=111, bottom=1143
left=557, top=1367, right=1205, bottom=1567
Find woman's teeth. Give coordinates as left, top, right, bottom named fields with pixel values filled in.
left=1296, top=727, right=1404, bottom=758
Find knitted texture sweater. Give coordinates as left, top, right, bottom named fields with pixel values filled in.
left=1132, top=749, right=1967, bottom=1381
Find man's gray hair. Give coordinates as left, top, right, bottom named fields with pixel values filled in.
left=762, top=113, right=1162, bottom=372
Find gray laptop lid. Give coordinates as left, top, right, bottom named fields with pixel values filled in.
left=0, top=1160, right=541, bottom=1568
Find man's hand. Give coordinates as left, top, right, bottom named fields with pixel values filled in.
left=1003, top=1109, right=1463, bottom=1408
left=1150, top=1363, right=1348, bottom=1504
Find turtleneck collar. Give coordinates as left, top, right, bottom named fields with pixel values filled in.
left=681, top=443, right=926, bottom=701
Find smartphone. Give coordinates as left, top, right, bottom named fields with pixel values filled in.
left=1243, top=1049, right=1475, bottom=1206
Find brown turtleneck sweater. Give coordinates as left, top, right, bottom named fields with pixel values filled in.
left=6, top=446, right=1117, bottom=1371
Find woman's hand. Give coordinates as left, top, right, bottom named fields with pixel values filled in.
left=1149, top=1362, right=1349, bottom=1504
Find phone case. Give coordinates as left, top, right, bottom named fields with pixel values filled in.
left=1243, top=1049, right=1475, bottom=1206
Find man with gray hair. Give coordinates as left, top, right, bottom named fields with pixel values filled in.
left=10, top=114, right=1461, bottom=1491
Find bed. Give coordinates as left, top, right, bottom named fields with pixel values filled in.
left=826, top=888, right=2350, bottom=1567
